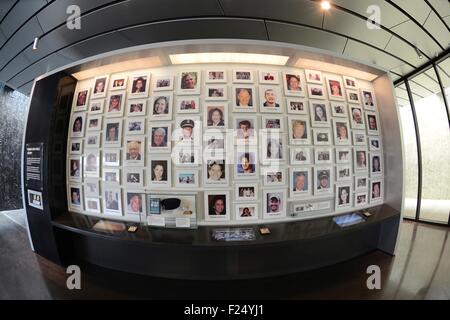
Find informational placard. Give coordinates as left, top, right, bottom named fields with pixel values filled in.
left=27, top=189, right=43, bottom=210
left=25, top=142, right=44, bottom=190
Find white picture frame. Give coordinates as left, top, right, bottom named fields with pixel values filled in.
left=92, top=75, right=109, bottom=99
left=288, top=115, right=311, bottom=145
left=352, top=131, right=367, bottom=146
left=354, top=148, right=368, bottom=172
left=103, top=187, right=122, bottom=216
left=261, top=115, right=284, bottom=131
left=176, top=96, right=200, bottom=114
left=103, top=168, right=121, bottom=185
left=68, top=156, right=82, bottom=182
left=85, top=197, right=101, bottom=214
left=233, top=115, right=257, bottom=145
left=148, top=123, right=171, bottom=153
left=286, top=98, right=308, bottom=114
left=175, top=169, right=199, bottom=188
left=88, top=100, right=104, bottom=115
left=103, top=150, right=120, bottom=166
left=355, top=175, right=369, bottom=191
left=309, top=101, right=330, bottom=127
left=103, top=119, right=122, bottom=147
left=314, top=167, right=333, bottom=196
left=349, top=105, right=365, bottom=130
left=68, top=184, right=84, bottom=212
left=259, top=85, right=283, bottom=113
left=355, top=191, right=368, bottom=208
left=370, top=153, right=383, bottom=177
left=203, top=130, right=227, bottom=159
left=178, top=71, right=201, bottom=95
left=148, top=157, right=172, bottom=188
left=110, top=74, right=128, bottom=91
left=326, top=76, right=345, bottom=101
left=260, top=133, right=285, bottom=164
left=335, top=148, right=351, bottom=164
left=124, top=167, right=144, bottom=188
left=232, top=85, right=257, bottom=112
left=369, top=137, right=382, bottom=151
left=307, top=84, right=326, bottom=100
left=361, top=88, right=377, bottom=110
left=205, top=69, right=227, bottom=83
left=204, top=190, right=230, bottom=222
left=125, top=117, right=145, bottom=135
left=263, top=189, right=287, bottom=219
left=204, top=102, right=228, bottom=129
left=105, top=91, right=126, bottom=117
left=124, top=136, right=145, bottom=166
left=87, top=115, right=102, bottom=131
left=290, top=167, right=312, bottom=199
left=129, top=73, right=151, bottom=99
left=259, top=70, right=280, bottom=84
left=366, top=112, right=380, bottom=135
left=73, top=88, right=90, bottom=112
left=124, top=191, right=145, bottom=216
left=330, top=101, right=348, bottom=118
left=290, top=146, right=312, bottom=165
left=205, top=85, right=228, bottom=101
left=305, top=69, right=323, bottom=84
left=204, top=158, right=228, bottom=186
left=370, top=179, right=383, bottom=204
left=174, top=116, right=201, bottom=146
left=149, top=93, right=173, bottom=121
left=346, top=90, right=360, bottom=104
left=84, top=179, right=100, bottom=197
left=152, top=75, right=174, bottom=91
left=172, top=146, right=200, bottom=166
left=314, top=147, right=332, bottom=165
left=234, top=147, right=258, bottom=179
left=261, top=167, right=286, bottom=187
left=282, top=72, right=305, bottom=97
left=69, top=139, right=83, bottom=155
left=335, top=184, right=352, bottom=210
left=235, top=182, right=258, bottom=202
left=343, top=76, right=357, bottom=89
left=86, top=133, right=101, bottom=148
left=232, top=70, right=253, bottom=83
left=235, top=203, right=259, bottom=221
left=83, top=150, right=100, bottom=178
left=332, top=119, right=351, bottom=145
left=336, top=165, right=352, bottom=182
left=313, top=128, right=332, bottom=146
left=126, top=99, right=147, bottom=117
left=70, top=112, right=86, bottom=138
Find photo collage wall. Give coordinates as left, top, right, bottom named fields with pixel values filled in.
left=66, top=64, right=384, bottom=226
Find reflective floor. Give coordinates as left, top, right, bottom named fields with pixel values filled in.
left=0, top=209, right=449, bottom=299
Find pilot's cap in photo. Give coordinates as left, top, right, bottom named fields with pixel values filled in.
left=319, top=170, right=329, bottom=179
left=181, top=119, right=194, bottom=128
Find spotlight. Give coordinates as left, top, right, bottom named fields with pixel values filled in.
left=32, top=37, right=39, bottom=51
left=321, top=1, right=331, bottom=10
left=415, top=47, right=423, bottom=59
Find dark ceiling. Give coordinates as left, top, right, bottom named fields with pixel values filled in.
left=0, top=0, right=448, bottom=96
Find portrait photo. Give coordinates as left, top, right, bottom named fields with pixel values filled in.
left=85, top=179, right=99, bottom=197
left=152, top=75, right=174, bottom=91
left=148, top=123, right=171, bottom=152
left=103, top=168, right=120, bottom=184
left=174, top=116, right=200, bottom=146
left=150, top=94, right=173, bottom=121
left=335, top=185, right=352, bottom=209
left=235, top=183, right=258, bottom=202
left=88, top=100, right=104, bottom=114
left=288, top=116, right=310, bottom=145
left=314, top=167, right=333, bottom=195
left=203, top=132, right=226, bottom=158
left=370, top=180, right=383, bottom=203
left=355, top=175, right=368, bottom=191
left=309, top=101, right=330, bottom=127
left=204, top=159, right=228, bottom=185
left=355, top=192, right=368, bottom=207
left=125, top=117, right=145, bottom=135
left=205, top=85, right=227, bottom=101
left=69, top=157, right=82, bottom=181
left=176, top=97, right=199, bottom=113
left=350, top=106, right=365, bottom=129
left=290, top=167, right=312, bottom=198
left=259, top=70, right=279, bottom=84
left=103, top=150, right=120, bottom=166
left=232, top=70, right=253, bottom=83
left=366, top=112, right=380, bottom=135
left=305, top=69, right=323, bottom=84
left=234, top=116, right=257, bottom=145
left=103, top=188, right=122, bottom=215
left=178, top=71, right=200, bottom=95
left=336, top=148, right=351, bottom=164
left=343, top=76, right=357, bottom=89
left=175, top=170, right=199, bottom=188
left=68, top=185, right=83, bottom=211
left=70, top=112, right=86, bottom=138
left=85, top=198, right=101, bottom=214
left=84, top=151, right=100, bottom=177
left=261, top=134, right=284, bottom=163
left=86, top=133, right=100, bottom=148
left=235, top=149, right=257, bottom=178
left=369, top=137, right=381, bottom=151
left=204, top=191, right=230, bottom=222
left=262, top=115, right=284, bottom=131
left=235, top=204, right=258, bottom=221
left=286, top=98, right=307, bottom=114
left=124, top=168, right=144, bottom=188
left=129, top=74, right=150, bottom=98
left=262, top=168, right=286, bottom=186
left=110, top=75, right=127, bottom=91
left=314, top=148, right=332, bottom=164
left=149, top=158, right=171, bottom=188
left=361, top=88, right=376, bottom=110
left=353, top=131, right=367, bottom=146
left=370, top=153, right=382, bottom=177
left=126, top=192, right=144, bottom=215
left=259, top=85, right=283, bottom=113
left=126, top=100, right=146, bottom=117
left=73, top=88, right=89, bottom=111
left=92, top=75, right=109, bottom=99
left=354, top=148, right=368, bottom=171
left=125, top=137, right=145, bottom=165
left=70, top=140, right=83, bottom=155
left=205, top=70, right=227, bottom=83
left=330, top=102, right=348, bottom=118
left=263, top=189, right=287, bottom=218
left=313, top=128, right=332, bottom=145
left=103, top=119, right=122, bottom=146
left=87, top=115, right=102, bottom=131
left=205, top=103, right=227, bottom=129
left=290, top=147, right=311, bottom=165
left=106, top=92, right=125, bottom=117
left=346, top=90, right=360, bottom=104
left=326, top=77, right=344, bottom=101
left=233, top=86, right=256, bottom=112
left=333, top=120, right=350, bottom=145
left=283, top=72, right=304, bottom=96
left=336, top=165, right=351, bottom=182
left=307, top=84, right=326, bottom=100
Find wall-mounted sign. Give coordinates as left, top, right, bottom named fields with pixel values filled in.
left=27, top=189, right=43, bottom=210
left=25, top=142, right=44, bottom=190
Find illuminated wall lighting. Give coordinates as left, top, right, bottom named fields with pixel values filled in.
left=321, top=1, right=331, bottom=10
left=169, top=52, right=290, bottom=66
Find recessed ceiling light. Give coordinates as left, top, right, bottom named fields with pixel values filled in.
left=321, top=1, right=331, bottom=10
left=32, top=37, right=39, bottom=50
left=169, top=53, right=289, bottom=65
left=415, top=47, right=423, bottom=59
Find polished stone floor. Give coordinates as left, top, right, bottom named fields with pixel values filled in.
left=0, top=209, right=449, bottom=300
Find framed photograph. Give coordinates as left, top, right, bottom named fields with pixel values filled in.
left=335, top=184, right=352, bottom=210
left=346, top=90, right=360, bottom=104
left=124, top=136, right=145, bottom=166
left=204, top=191, right=230, bottom=222
left=70, top=112, right=86, bottom=138
left=361, top=88, right=377, bottom=110
left=263, top=189, right=287, bottom=219
left=259, top=85, right=283, bottom=113
left=129, top=73, right=151, bottom=98
left=88, top=100, right=104, bottom=115
left=343, top=76, right=357, bottom=89
left=234, top=116, right=257, bottom=145
left=149, top=93, right=173, bottom=121
left=354, top=148, right=368, bottom=172
left=288, top=116, right=311, bottom=145
left=203, top=131, right=226, bottom=158
left=68, top=184, right=83, bottom=212
left=86, top=133, right=100, bottom=148
left=105, top=92, right=125, bottom=117
left=261, top=133, right=285, bottom=164
left=103, top=168, right=120, bottom=184
left=326, top=76, right=345, bottom=101
left=126, top=99, right=147, bottom=117
left=349, top=106, right=365, bottom=130
left=85, top=197, right=101, bottom=214
left=204, top=103, right=228, bottom=129
left=370, top=153, right=383, bottom=177
left=330, top=102, right=348, bottom=118
left=305, top=69, right=323, bottom=84
left=355, top=175, right=368, bottom=191
left=369, top=137, right=381, bottom=151
left=353, top=131, right=367, bottom=146
left=314, top=167, right=333, bottom=196
left=307, top=84, right=326, bottom=100
left=84, top=179, right=100, bottom=197
left=286, top=98, right=308, bottom=114
left=261, top=167, right=286, bottom=186
left=336, top=165, right=352, bottom=182
left=314, top=147, right=332, bottom=164
left=87, top=115, right=102, bottom=131
left=173, top=146, right=199, bottom=166
left=366, top=112, right=380, bottom=135
left=232, top=70, right=253, bottom=83
left=125, top=117, right=145, bottom=135
left=92, top=75, right=109, bottom=99
left=176, top=97, right=199, bottom=113
left=205, top=85, right=227, bottom=101
left=103, top=150, right=120, bottom=167
left=235, top=203, right=258, bottom=221
left=309, top=101, right=330, bottom=127
left=290, top=167, right=312, bottom=198
left=84, top=150, right=100, bottom=177
left=232, top=85, right=256, bottom=112
left=68, top=156, right=82, bottom=181
left=235, top=147, right=258, bottom=179
left=204, top=159, right=228, bottom=186
left=355, top=192, right=368, bottom=207
left=103, top=119, right=122, bottom=147
left=175, top=169, right=199, bottom=188
left=110, top=74, right=128, bottom=91
left=124, top=168, right=144, bottom=188
left=370, top=180, right=383, bottom=203
left=178, top=71, right=201, bottom=95
left=125, top=191, right=145, bottom=216
left=283, top=72, right=304, bottom=96
left=235, top=183, right=258, bottom=202
left=70, top=139, right=83, bottom=155
left=336, top=148, right=351, bottom=164
left=103, top=187, right=122, bottom=216
left=333, top=119, right=350, bottom=145
left=259, top=70, right=280, bottom=84
left=149, top=158, right=171, bottom=188
left=313, top=128, right=332, bottom=146
left=148, top=123, right=171, bottom=152
left=152, top=75, right=174, bottom=91
left=290, top=147, right=312, bottom=165
left=205, top=69, right=227, bottom=83
left=73, top=88, right=90, bottom=112
left=174, top=116, right=201, bottom=146
left=261, top=115, right=284, bottom=131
